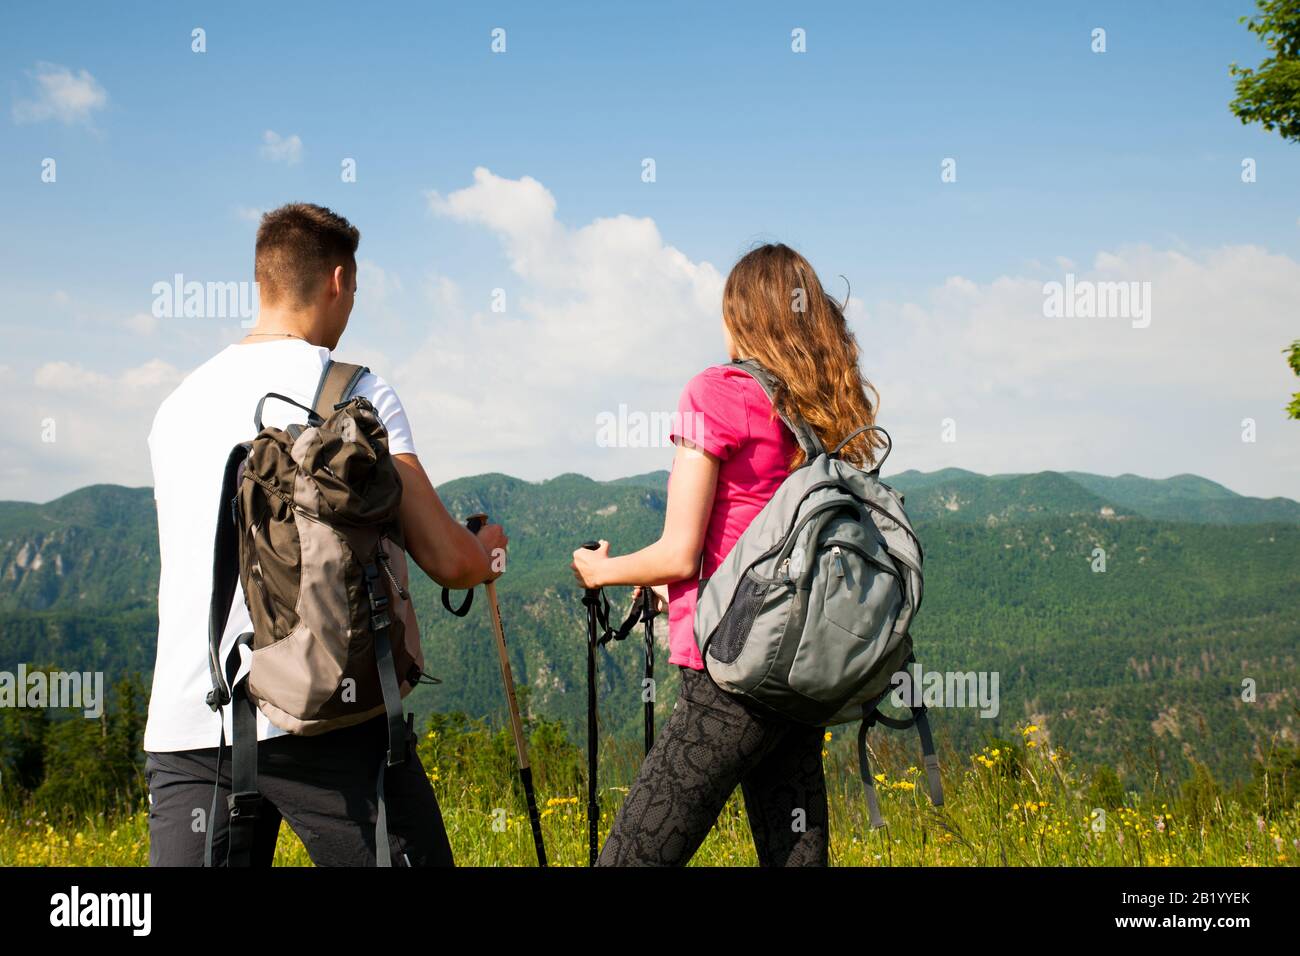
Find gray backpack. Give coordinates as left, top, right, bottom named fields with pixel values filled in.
left=694, top=359, right=943, bottom=827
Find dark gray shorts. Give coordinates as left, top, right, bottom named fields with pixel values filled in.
left=146, top=714, right=453, bottom=867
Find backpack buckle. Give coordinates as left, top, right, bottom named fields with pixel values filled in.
left=363, top=564, right=389, bottom=611
left=227, top=791, right=262, bottom=822
left=204, top=687, right=230, bottom=712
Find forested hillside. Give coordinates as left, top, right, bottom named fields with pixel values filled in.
left=1, top=468, right=1296, bottom=788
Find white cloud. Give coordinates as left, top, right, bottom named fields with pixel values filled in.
left=125, top=311, right=160, bottom=335
left=369, top=169, right=1297, bottom=500
left=403, top=167, right=725, bottom=483
left=260, top=130, right=302, bottom=165
left=6, top=170, right=1298, bottom=504
left=349, top=260, right=407, bottom=338
left=235, top=205, right=264, bottom=223
left=12, top=62, right=108, bottom=126
left=33, top=361, right=109, bottom=390
left=357, top=259, right=402, bottom=303
left=29, top=357, right=176, bottom=393
left=4, top=359, right=184, bottom=500
left=120, top=359, right=183, bottom=390
left=427, top=169, right=559, bottom=267
left=46, top=288, right=163, bottom=337
left=860, top=244, right=1300, bottom=498
left=422, top=273, right=460, bottom=313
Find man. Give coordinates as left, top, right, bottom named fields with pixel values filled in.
left=145, top=203, right=506, bottom=865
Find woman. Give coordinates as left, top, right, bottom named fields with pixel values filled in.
left=571, top=243, right=884, bottom=866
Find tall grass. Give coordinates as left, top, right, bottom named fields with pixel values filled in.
left=1, top=716, right=1295, bottom=866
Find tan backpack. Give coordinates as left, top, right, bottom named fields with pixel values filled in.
left=204, top=360, right=424, bottom=866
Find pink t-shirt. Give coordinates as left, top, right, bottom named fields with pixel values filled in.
left=667, top=365, right=798, bottom=669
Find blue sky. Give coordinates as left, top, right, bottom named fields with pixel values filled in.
left=3, top=0, right=1299, bottom=501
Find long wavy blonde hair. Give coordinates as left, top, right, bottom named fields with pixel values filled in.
left=722, top=243, right=883, bottom=470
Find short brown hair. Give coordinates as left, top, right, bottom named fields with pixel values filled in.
left=255, top=203, right=360, bottom=306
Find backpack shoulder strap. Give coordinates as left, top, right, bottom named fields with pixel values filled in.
left=311, top=360, right=369, bottom=420
left=730, top=358, right=825, bottom=459
left=206, top=442, right=250, bottom=712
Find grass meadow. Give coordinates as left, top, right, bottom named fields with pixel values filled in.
left=2, top=715, right=1295, bottom=867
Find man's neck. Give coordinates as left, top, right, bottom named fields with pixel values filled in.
left=244, top=308, right=330, bottom=347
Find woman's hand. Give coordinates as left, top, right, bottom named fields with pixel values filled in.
left=633, top=585, right=669, bottom=614
left=572, top=540, right=611, bottom=589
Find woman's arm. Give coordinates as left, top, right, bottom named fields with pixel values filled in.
left=572, top=441, right=719, bottom=589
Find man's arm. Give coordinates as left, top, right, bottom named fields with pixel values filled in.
left=393, top=452, right=506, bottom=588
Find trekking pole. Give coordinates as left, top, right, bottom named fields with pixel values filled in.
left=466, top=513, right=547, bottom=868
left=579, top=543, right=662, bottom=865
left=580, top=540, right=604, bottom=866
left=638, top=587, right=656, bottom=756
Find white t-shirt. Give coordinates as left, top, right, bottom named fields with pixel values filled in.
left=144, top=339, right=417, bottom=753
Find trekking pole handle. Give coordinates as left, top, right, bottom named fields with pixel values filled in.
left=440, top=514, right=490, bottom=617
left=580, top=540, right=602, bottom=597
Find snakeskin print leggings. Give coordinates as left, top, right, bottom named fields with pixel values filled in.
left=597, top=665, right=829, bottom=866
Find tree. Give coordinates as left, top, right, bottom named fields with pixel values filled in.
left=1230, top=2, right=1300, bottom=416
left=19, top=671, right=147, bottom=815
left=1087, top=764, right=1127, bottom=810
left=0, top=705, right=48, bottom=801
left=1253, top=744, right=1300, bottom=819
left=1286, top=340, right=1300, bottom=419
left=1230, top=0, right=1300, bottom=141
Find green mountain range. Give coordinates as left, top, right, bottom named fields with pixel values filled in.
left=1, top=469, right=1297, bottom=785
left=599, top=467, right=1300, bottom=524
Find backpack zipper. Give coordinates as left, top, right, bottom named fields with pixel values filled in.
left=793, top=479, right=925, bottom=564
left=861, top=499, right=924, bottom=559
left=748, top=499, right=859, bottom=585
left=376, top=546, right=409, bottom=600
left=776, top=500, right=860, bottom=565
left=825, top=538, right=902, bottom=582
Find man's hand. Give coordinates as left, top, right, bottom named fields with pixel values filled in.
left=476, top=522, right=508, bottom=581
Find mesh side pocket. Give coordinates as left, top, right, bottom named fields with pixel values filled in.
left=710, top=575, right=768, bottom=664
